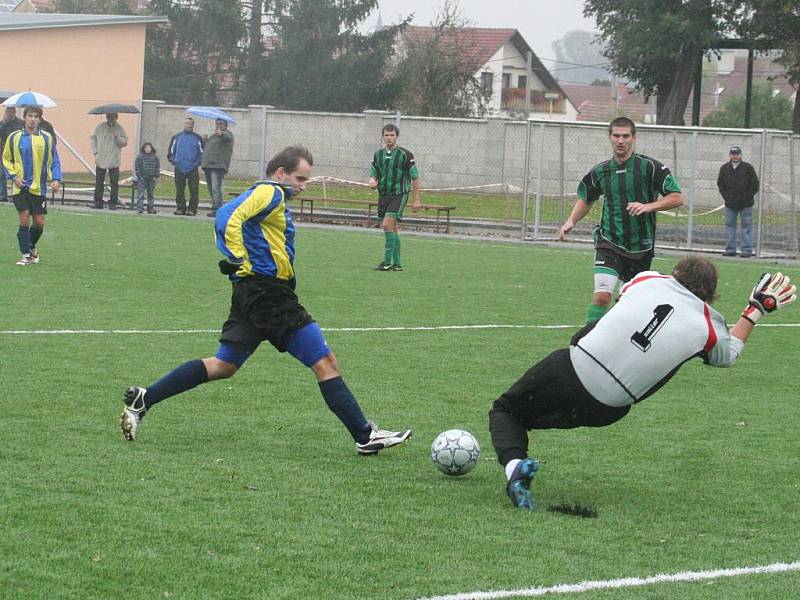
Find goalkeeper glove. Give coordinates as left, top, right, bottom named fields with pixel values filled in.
left=742, top=272, right=797, bottom=324
left=218, top=257, right=243, bottom=275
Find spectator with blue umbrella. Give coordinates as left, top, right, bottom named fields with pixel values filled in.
left=187, top=107, right=236, bottom=217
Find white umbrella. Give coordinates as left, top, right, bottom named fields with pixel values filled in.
left=2, top=91, right=57, bottom=108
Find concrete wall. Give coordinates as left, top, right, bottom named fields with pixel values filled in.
left=137, top=103, right=796, bottom=212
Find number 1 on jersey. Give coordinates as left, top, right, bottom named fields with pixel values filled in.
left=630, top=304, right=674, bottom=352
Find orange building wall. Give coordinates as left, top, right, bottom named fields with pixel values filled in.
left=0, top=23, right=148, bottom=174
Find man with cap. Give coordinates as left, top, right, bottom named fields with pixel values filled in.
left=717, top=146, right=759, bottom=257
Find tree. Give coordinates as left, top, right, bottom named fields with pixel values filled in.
left=703, top=83, right=793, bottom=130
left=584, top=0, right=734, bottom=125
left=244, top=0, right=403, bottom=111
left=733, top=1, right=800, bottom=132
left=390, top=0, right=489, bottom=118
left=551, top=30, right=609, bottom=85
left=139, top=1, right=247, bottom=105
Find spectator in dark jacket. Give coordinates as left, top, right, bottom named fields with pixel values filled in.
left=201, top=118, right=234, bottom=218
left=717, top=146, right=759, bottom=258
left=167, top=118, right=204, bottom=216
left=134, top=142, right=160, bottom=214
left=0, top=106, right=23, bottom=202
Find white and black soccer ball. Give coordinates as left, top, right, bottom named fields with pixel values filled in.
left=431, top=429, right=481, bottom=476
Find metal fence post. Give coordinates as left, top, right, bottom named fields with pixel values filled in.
left=559, top=123, right=565, bottom=224
left=756, top=129, right=768, bottom=257
left=533, top=122, right=546, bottom=240
left=672, top=131, right=680, bottom=248
left=260, top=105, right=269, bottom=178
left=521, top=119, right=532, bottom=240
left=791, top=134, right=798, bottom=256
left=686, top=131, right=698, bottom=249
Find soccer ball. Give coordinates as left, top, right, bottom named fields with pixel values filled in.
left=431, top=429, right=481, bottom=476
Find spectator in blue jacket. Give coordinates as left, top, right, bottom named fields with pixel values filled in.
left=167, top=117, right=204, bottom=216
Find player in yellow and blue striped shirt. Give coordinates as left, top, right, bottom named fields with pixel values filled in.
left=2, top=105, right=61, bottom=266
left=120, top=146, right=411, bottom=456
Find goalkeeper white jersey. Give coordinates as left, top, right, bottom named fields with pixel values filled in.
left=569, top=272, right=742, bottom=407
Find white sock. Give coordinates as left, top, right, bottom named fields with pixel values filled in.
left=505, top=459, right=522, bottom=481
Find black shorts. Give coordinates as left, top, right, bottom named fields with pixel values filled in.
left=220, top=274, right=314, bottom=353
left=377, top=193, right=409, bottom=220
left=498, top=348, right=630, bottom=430
left=594, top=246, right=652, bottom=282
left=13, top=190, right=48, bottom=215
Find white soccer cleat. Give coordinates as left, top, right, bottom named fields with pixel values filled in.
left=30, top=248, right=39, bottom=264
left=356, top=421, right=412, bottom=455
left=15, top=254, right=31, bottom=266
left=120, top=386, right=147, bottom=441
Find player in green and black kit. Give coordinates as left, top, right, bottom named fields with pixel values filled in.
left=369, top=123, right=420, bottom=271
left=559, top=117, right=683, bottom=323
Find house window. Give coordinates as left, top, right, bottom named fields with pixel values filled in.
left=481, top=72, right=493, bottom=95
left=502, top=73, right=511, bottom=89
left=518, top=75, right=527, bottom=89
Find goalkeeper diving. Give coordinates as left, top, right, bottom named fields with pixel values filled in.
left=488, top=256, right=796, bottom=510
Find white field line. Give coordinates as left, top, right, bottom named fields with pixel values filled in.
left=0, top=323, right=798, bottom=335
left=413, top=560, right=800, bottom=600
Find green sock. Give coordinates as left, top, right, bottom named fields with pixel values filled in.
left=383, top=232, right=394, bottom=264
left=392, top=233, right=401, bottom=266
left=586, top=304, right=607, bottom=323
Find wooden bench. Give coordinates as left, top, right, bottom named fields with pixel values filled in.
left=57, top=179, right=136, bottom=208
left=297, top=196, right=457, bottom=233
left=226, top=191, right=456, bottom=232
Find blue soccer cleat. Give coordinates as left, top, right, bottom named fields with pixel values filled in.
left=506, top=458, right=540, bottom=510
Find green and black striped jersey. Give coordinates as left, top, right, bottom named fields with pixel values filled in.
left=578, top=153, right=681, bottom=255
left=370, top=146, right=419, bottom=196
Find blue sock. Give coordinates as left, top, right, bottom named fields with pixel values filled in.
left=29, top=225, right=43, bottom=248
left=318, top=377, right=371, bottom=443
left=144, top=359, right=208, bottom=408
left=17, top=226, right=31, bottom=254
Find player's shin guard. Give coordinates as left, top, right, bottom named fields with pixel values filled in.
left=144, top=359, right=209, bottom=408
left=17, top=226, right=31, bottom=254
left=392, top=233, right=401, bottom=266
left=29, top=225, right=43, bottom=248
left=383, top=231, right=394, bottom=265
left=318, top=377, right=371, bottom=443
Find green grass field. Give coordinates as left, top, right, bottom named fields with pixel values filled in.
left=1, top=204, right=798, bottom=599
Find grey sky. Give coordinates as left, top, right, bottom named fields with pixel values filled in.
left=371, top=0, right=597, bottom=68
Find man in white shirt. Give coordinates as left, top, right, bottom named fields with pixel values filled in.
left=489, top=256, right=796, bottom=510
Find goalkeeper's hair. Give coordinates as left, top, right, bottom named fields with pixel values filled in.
left=266, top=145, right=313, bottom=177
left=672, top=256, right=718, bottom=303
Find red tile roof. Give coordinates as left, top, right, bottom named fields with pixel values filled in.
left=401, top=26, right=517, bottom=71
left=559, top=83, right=654, bottom=123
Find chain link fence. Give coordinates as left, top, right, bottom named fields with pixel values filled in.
left=46, top=100, right=794, bottom=258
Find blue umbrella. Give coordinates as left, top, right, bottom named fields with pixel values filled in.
left=2, top=91, right=57, bottom=107
left=186, top=106, right=236, bottom=124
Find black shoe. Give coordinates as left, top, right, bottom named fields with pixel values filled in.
left=90, top=203, right=103, bottom=209
left=740, top=252, right=753, bottom=258
left=206, top=210, right=217, bottom=218
left=109, top=204, right=119, bottom=211
left=722, top=251, right=737, bottom=257
left=147, top=208, right=157, bottom=214
left=374, top=262, right=394, bottom=271
left=187, top=209, right=197, bottom=216
left=392, top=264, right=404, bottom=271
left=173, top=208, right=186, bottom=215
